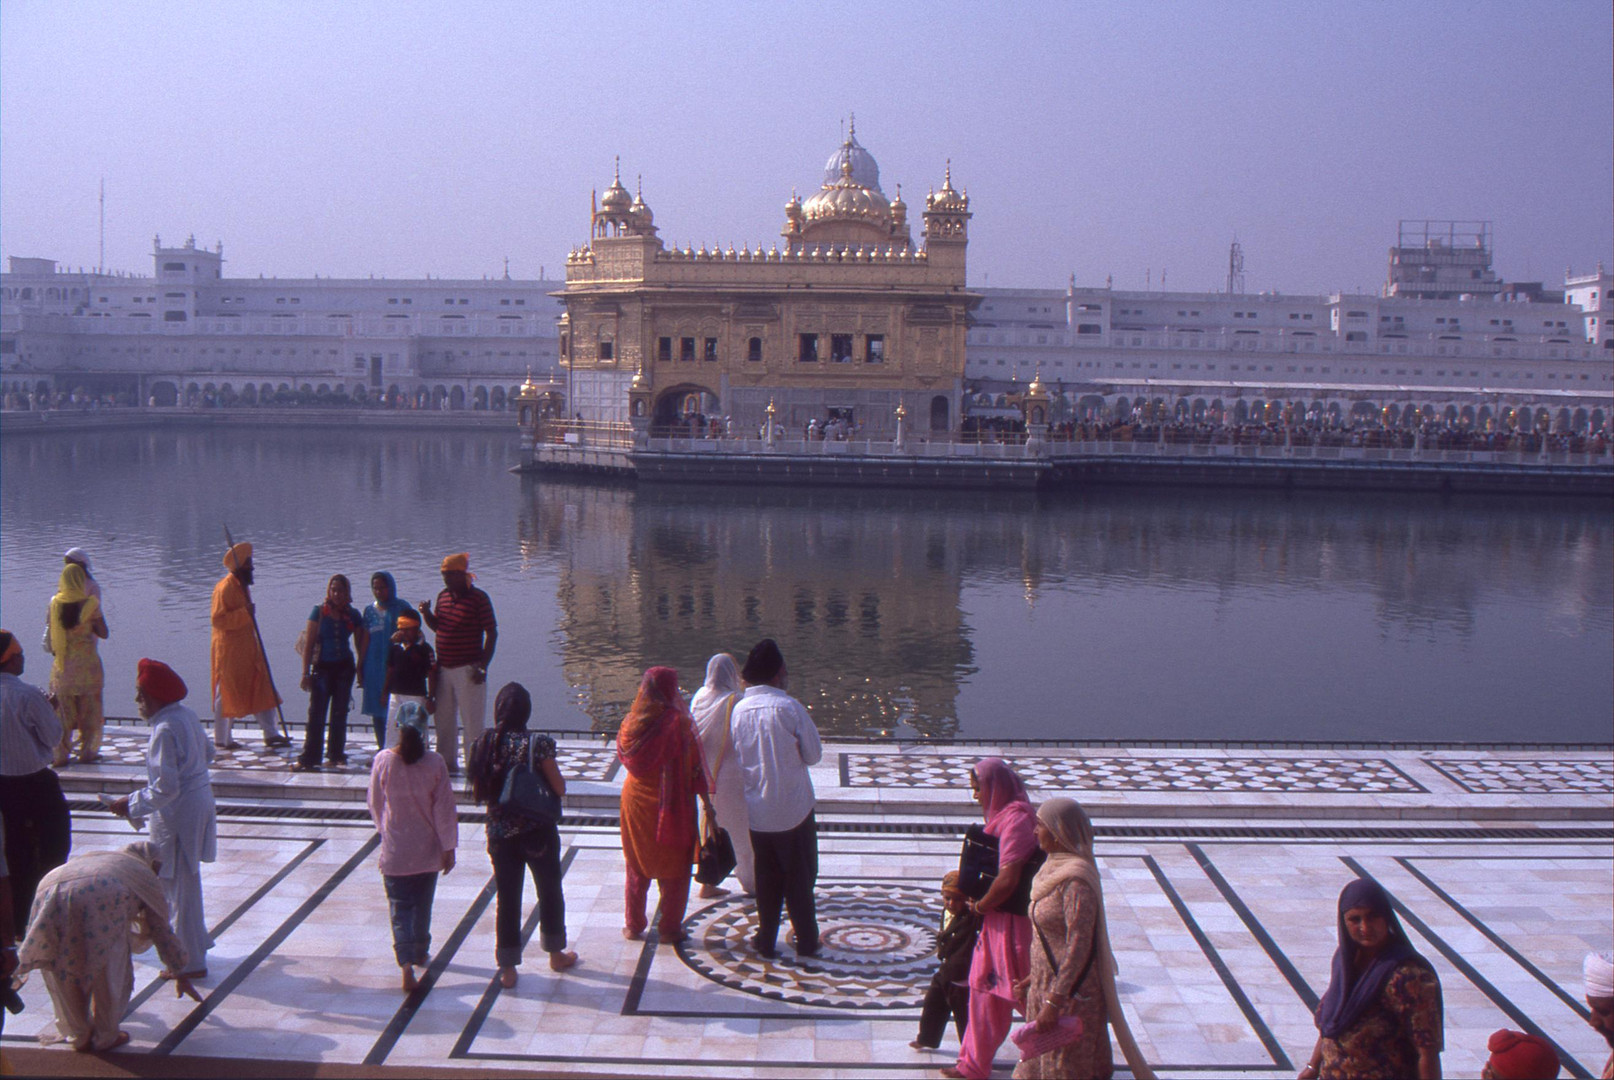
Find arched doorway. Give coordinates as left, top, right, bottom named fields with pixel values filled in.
left=929, top=395, right=950, bottom=433
left=651, top=385, right=720, bottom=435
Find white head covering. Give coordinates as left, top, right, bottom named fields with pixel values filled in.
left=689, top=653, right=742, bottom=776
left=63, top=547, right=91, bottom=571
left=1585, top=951, right=1614, bottom=998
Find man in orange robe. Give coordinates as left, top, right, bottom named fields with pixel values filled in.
left=210, top=543, right=287, bottom=749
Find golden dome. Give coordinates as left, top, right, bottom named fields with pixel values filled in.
left=926, top=161, right=968, bottom=213
left=802, top=159, right=892, bottom=224
left=601, top=157, right=632, bottom=213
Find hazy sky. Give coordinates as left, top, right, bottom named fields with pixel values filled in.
left=3, top=1, right=1610, bottom=294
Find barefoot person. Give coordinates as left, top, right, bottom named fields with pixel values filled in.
left=368, top=701, right=456, bottom=992
left=15, top=842, right=201, bottom=1052
left=467, top=683, right=576, bottom=988
left=617, top=667, right=709, bottom=944
left=109, top=659, right=218, bottom=980
left=45, top=563, right=108, bottom=765
left=210, top=543, right=288, bottom=750
left=690, top=653, right=753, bottom=897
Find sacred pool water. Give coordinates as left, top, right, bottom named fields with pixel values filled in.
left=3, top=425, right=1609, bottom=744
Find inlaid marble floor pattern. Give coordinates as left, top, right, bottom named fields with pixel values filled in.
left=3, top=814, right=1609, bottom=1078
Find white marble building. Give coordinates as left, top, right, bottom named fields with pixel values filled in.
left=0, top=236, right=566, bottom=408
left=964, top=248, right=1612, bottom=431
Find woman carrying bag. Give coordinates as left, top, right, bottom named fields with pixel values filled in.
left=690, top=653, right=753, bottom=897
left=467, top=682, right=577, bottom=988
left=1011, top=797, right=1153, bottom=1080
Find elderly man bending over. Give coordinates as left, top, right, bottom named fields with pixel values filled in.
left=110, top=659, right=218, bottom=980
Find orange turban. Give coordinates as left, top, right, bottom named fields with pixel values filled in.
left=223, top=542, right=253, bottom=570
left=396, top=612, right=421, bottom=629
left=440, top=552, right=470, bottom=573
left=137, top=658, right=188, bottom=707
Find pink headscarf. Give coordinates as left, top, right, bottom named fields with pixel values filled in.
left=975, top=757, right=1038, bottom=865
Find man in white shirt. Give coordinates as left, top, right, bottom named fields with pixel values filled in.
left=729, top=639, right=821, bottom=959
left=0, top=631, right=71, bottom=937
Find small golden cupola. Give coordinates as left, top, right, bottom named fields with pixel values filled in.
left=593, top=158, right=637, bottom=239
left=923, top=161, right=971, bottom=243
left=629, top=176, right=657, bottom=237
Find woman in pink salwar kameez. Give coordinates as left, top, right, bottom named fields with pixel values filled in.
left=944, top=758, right=1038, bottom=1080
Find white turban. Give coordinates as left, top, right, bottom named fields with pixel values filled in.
left=1585, top=952, right=1614, bottom=999
left=63, top=547, right=91, bottom=570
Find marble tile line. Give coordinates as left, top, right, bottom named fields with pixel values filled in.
left=1186, top=843, right=1320, bottom=1011
left=123, top=837, right=325, bottom=1018
left=149, top=834, right=380, bottom=1056
left=1339, top=855, right=1594, bottom=1080
left=1141, top=853, right=1294, bottom=1072
left=447, top=846, right=580, bottom=1062
left=365, top=873, right=499, bottom=1066
left=1395, top=856, right=1594, bottom=1023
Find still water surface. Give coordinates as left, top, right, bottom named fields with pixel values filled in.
left=2, top=426, right=1609, bottom=743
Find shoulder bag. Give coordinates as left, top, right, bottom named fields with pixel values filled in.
left=1009, top=893, right=1100, bottom=1061
left=498, top=733, right=563, bottom=826
left=958, top=824, right=1047, bottom=916
left=694, top=696, right=739, bottom=886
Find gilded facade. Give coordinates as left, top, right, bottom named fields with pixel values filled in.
left=557, top=126, right=977, bottom=436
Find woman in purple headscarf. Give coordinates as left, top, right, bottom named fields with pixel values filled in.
left=1298, top=877, right=1443, bottom=1079
left=944, top=758, right=1038, bottom=1080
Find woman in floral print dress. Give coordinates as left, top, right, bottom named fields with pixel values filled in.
left=1299, top=877, right=1443, bottom=1080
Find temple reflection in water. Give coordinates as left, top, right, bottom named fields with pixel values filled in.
left=517, top=479, right=999, bottom=739
left=1, top=427, right=1606, bottom=744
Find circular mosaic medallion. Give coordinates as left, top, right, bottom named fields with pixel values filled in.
left=676, top=881, right=940, bottom=1009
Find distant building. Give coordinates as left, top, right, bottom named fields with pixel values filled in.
left=557, top=125, right=975, bottom=436
left=0, top=236, right=565, bottom=408
left=961, top=234, right=1611, bottom=432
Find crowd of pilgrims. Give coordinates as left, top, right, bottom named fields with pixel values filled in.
left=0, top=547, right=1610, bottom=1079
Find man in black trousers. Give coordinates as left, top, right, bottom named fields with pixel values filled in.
left=729, top=638, right=822, bottom=959
left=0, top=631, right=71, bottom=938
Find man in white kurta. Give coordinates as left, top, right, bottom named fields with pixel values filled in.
left=111, top=659, right=217, bottom=978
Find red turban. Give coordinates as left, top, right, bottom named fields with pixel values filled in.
left=1486, top=1030, right=1561, bottom=1080
left=137, top=658, right=188, bottom=707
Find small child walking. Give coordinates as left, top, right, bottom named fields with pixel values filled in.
left=382, top=612, right=437, bottom=748
left=912, top=870, right=981, bottom=1051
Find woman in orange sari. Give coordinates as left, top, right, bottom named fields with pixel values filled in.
left=617, top=667, right=709, bottom=945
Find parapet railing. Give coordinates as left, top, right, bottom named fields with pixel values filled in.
left=630, top=434, right=1613, bottom=467
left=1052, top=440, right=1613, bottom=467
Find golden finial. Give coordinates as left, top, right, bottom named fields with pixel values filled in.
left=613, top=155, right=621, bottom=183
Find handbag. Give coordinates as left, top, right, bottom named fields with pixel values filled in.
left=957, top=824, right=1046, bottom=916
left=1011, top=1015, right=1084, bottom=1062
left=1011, top=895, right=1100, bottom=1062
left=498, top=734, right=563, bottom=826
left=694, top=695, right=739, bottom=886
left=695, top=804, right=737, bottom=885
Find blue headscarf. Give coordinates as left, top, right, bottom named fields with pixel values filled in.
left=1315, top=877, right=1424, bottom=1039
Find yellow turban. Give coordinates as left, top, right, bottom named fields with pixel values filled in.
left=441, top=553, right=470, bottom=573
left=223, top=542, right=253, bottom=570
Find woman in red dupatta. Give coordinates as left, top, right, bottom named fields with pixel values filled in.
left=617, top=666, right=709, bottom=944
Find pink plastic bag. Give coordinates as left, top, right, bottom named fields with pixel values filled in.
left=1011, top=1014, right=1084, bottom=1061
